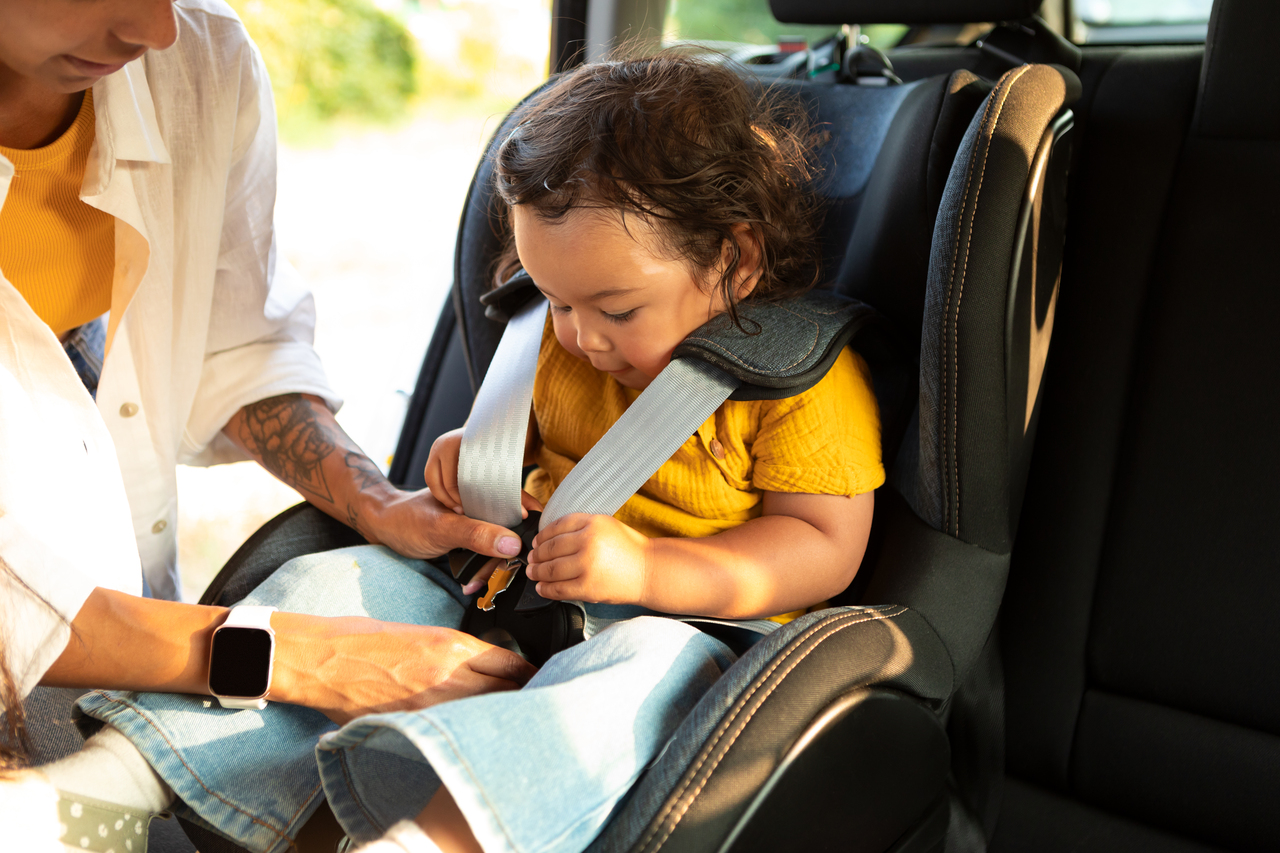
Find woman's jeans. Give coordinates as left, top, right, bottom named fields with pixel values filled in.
left=77, top=546, right=736, bottom=853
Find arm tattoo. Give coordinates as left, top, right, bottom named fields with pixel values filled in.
left=344, top=451, right=386, bottom=493
left=238, top=394, right=338, bottom=503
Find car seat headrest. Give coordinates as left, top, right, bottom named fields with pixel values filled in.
left=768, top=0, right=1040, bottom=25
left=1195, top=0, right=1280, bottom=138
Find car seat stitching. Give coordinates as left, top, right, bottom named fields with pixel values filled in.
left=641, top=606, right=909, bottom=851
left=84, top=690, right=318, bottom=848
left=635, top=610, right=877, bottom=851
left=949, top=64, right=1032, bottom=537
left=942, top=80, right=997, bottom=535
left=644, top=607, right=909, bottom=851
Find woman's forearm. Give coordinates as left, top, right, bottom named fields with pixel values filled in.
left=39, top=588, right=536, bottom=724
left=40, top=589, right=226, bottom=695
left=222, top=393, right=396, bottom=538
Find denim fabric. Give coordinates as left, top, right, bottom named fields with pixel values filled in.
left=77, top=547, right=466, bottom=853
left=316, top=616, right=736, bottom=853
left=62, top=316, right=107, bottom=399
left=78, top=546, right=742, bottom=853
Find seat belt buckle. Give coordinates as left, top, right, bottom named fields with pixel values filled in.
left=447, top=512, right=542, bottom=604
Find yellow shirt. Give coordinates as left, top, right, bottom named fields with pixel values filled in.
left=0, top=90, right=114, bottom=337
left=526, top=318, right=886, bottom=540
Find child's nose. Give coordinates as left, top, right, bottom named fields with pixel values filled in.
left=578, top=326, right=610, bottom=353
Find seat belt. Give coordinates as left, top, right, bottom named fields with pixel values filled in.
left=453, top=295, right=742, bottom=613
left=448, top=273, right=879, bottom=660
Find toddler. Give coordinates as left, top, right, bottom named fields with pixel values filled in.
left=412, top=53, right=886, bottom=850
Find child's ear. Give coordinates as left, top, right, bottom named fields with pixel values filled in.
left=727, top=223, right=763, bottom=300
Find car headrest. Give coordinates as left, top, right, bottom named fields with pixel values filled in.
left=1195, top=0, right=1280, bottom=138
left=768, top=0, right=1040, bottom=25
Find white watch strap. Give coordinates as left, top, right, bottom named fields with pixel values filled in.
left=221, top=605, right=277, bottom=630
left=214, top=605, right=277, bottom=710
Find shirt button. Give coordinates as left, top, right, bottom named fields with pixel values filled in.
left=152, top=519, right=168, bottom=534
left=709, top=438, right=726, bottom=460
left=119, top=402, right=140, bottom=418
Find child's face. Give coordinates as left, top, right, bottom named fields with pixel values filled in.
left=513, top=206, right=726, bottom=390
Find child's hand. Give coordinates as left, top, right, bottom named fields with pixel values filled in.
left=423, top=428, right=464, bottom=512
left=424, top=431, right=543, bottom=521
left=526, top=513, right=651, bottom=605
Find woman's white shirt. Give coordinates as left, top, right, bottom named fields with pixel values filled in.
left=0, top=0, right=337, bottom=628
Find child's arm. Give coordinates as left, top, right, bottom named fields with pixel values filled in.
left=526, top=490, right=874, bottom=619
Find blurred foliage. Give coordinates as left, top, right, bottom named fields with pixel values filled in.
left=228, top=0, right=418, bottom=139
left=411, top=4, right=551, bottom=117
left=667, top=0, right=906, bottom=50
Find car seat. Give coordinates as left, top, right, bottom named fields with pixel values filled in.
left=188, top=36, right=1073, bottom=853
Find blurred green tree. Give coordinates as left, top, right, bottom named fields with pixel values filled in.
left=229, top=0, right=417, bottom=131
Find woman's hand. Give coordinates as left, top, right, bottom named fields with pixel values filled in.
left=458, top=490, right=544, bottom=596
left=272, top=614, right=538, bottom=725
left=224, top=396, right=526, bottom=561
left=525, top=513, right=651, bottom=605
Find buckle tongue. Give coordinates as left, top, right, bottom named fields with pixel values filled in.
left=447, top=512, right=541, bottom=610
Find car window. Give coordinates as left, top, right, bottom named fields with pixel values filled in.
left=1074, top=0, right=1214, bottom=43
left=663, top=0, right=906, bottom=54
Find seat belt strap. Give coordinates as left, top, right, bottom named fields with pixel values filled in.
left=542, top=357, right=741, bottom=522
left=454, top=296, right=742, bottom=610
left=458, top=298, right=547, bottom=528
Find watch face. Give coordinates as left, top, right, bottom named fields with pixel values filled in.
left=208, top=626, right=273, bottom=698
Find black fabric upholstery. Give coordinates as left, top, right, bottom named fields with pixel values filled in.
left=1195, top=0, right=1280, bottom=138
left=768, top=0, right=1040, bottom=25
left=1073, top=691, right=1280, bottom=851
left=995, top=0, right=1280, bottom=849
left=1001, top=46, right=1204, bottom=788
left=839, top=72, right=992, bottom=357
left=991, top=779, right=1229, bottom=853
left=588, top=607, right=954, bottom=853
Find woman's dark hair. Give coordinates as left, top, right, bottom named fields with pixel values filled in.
left=0, top=558, right=33, bottom=772
left=492, top=52, right=824, bottom=327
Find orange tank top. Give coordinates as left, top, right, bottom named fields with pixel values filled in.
left=0, top=90, right=114, bottom=337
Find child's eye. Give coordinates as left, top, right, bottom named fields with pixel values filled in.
left=550, top=303, right=572, bottom=315
left=604, top=308, right=636, bottom=323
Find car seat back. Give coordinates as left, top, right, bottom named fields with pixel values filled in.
left=993, top=0, right=1280, bottom=850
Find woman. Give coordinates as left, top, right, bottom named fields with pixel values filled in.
left=1, top=1, right=536, bottom=847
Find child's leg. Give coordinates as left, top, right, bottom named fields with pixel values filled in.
left=318, top=615, right=736, bottom=853
left=76, top=545, right=466, bottom=853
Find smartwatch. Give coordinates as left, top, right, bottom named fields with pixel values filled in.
left=208, top=605, right=277, bottom=710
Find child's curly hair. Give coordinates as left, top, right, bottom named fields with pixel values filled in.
left=492, top=52, right=824, bottom=327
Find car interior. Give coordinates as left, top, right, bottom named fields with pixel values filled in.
left=21, top=0, right=1276, bottom=851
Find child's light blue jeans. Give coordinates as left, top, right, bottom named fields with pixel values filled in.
left=76, top=546, right=736, bottom=853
